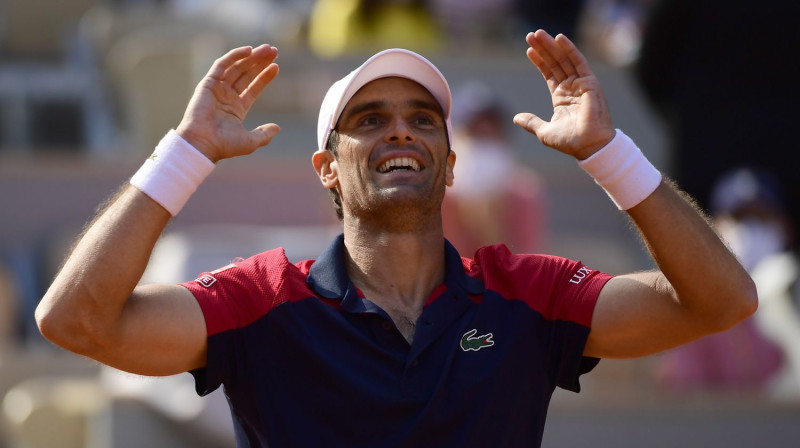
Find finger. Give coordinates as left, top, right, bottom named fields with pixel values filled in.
left=513, top=112, right=548, bottom=136
left=526, top=30, right=567, bottom=82
left=555, top=34, right=593, bottom=78
left=206, top=46, right=253, bottom=80
left=250, top=123, right=281, bottom=148
left=526, top=47, right=560, bottom=94
left=222, top=44, right=274, bottom=88
left=232, top=45, right=278, bottom=93
left=526, top=30, right=568, bottom=82
left=241, top=63, right=280, bottom=110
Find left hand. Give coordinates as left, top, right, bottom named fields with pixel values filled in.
left=176, top=44, right=281, bottom=163
left=513, top=30, right=615, bottom=160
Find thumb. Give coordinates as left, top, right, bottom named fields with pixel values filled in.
left=251, top=123, right=281, bottom=147
left=513, top=113, right=547, bottom=136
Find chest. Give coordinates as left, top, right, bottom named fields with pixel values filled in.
left=215, top=293, right=581, bottom=447
left=243, top=293, right=555, bottom=399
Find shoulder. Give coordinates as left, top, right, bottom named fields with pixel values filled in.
left=181, top=248, right=314, bottom=335
left=467, top=243, right=612, bottom=325
left=189, top=248, right=299, bottom=290
left=466, top=243, right=593, bottom=282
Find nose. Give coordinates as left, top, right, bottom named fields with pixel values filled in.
left=384, top=119, right=415, bottom=145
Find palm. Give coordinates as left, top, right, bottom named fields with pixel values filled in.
left=176, top=45, right=281, bottom=162
left=514, top=31, right=615, bottom=159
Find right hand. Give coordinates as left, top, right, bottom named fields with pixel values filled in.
left=176, top=44, right=281, bottom=163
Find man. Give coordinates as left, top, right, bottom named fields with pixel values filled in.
left=36, top=31, right=756, bottom=447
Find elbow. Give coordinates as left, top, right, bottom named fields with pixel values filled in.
left=35, top=298, right=76, bottom=351
left=706, top=275, right=759, bottom=333
left=737, top=276, right=759, bottom=320
left=35, top=295, right=110, bottom=357
left=731, top=274, right=759, bottom=323
left=35, top=298, right=58, bottom=343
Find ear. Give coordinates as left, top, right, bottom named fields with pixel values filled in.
left=312, top=149, right=338, bottom=189
left=445, top=150, right=456, bottom=187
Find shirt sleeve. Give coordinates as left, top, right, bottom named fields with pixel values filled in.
left=179, top=248, right=292, bottom=396
left=474, top=244, right=612, bottom=392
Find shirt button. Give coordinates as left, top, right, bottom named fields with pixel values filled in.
left=381, top=321, right=393, bottom=330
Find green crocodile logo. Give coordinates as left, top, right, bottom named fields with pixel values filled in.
left=460, top=329, right=494, bottom=352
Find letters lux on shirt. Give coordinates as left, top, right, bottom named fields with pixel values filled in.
left=569, top=267, right=593, bottom=285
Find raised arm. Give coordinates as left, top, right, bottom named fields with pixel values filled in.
left=35, top=44, right=281, bottom=376
left=513, top=30, right=757, bottom=358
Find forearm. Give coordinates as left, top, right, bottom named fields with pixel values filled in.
left=36, top=185, right=172, bottom=352
left=35, top=44, right=278, bottom=372
left=582, top=141, right=757, bottom=358
left=627, top=179, right=757, bottom=327
left=518, top=30, right=757, bottom=356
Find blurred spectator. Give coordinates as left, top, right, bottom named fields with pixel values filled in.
left=751, top=244, right=800, bottom=399
left=308, top=0, right=442, bottom=59
left=655, top=168, right=793, bottom=395
left=634, top=0, right=800, bottom=242
left=712, top=168, right=800, bottom=399
left=443, top=82, right=546, bottom=256
left=711, top=169, right=795, bottom=271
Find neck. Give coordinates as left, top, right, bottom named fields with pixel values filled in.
left=342, top=224, right=447, bottom=312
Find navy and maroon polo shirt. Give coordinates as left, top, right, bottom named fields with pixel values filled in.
left=182, top=234, right=611, bottom=448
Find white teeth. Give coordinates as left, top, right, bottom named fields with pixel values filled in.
left=378, top=157, right=421, bottom=173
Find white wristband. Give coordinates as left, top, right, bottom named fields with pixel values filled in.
left=130, top=130, right=216, bottom=216
left=578, top=129, right=662, bottom=210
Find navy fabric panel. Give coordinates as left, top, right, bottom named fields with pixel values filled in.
left=188, top=236, right=603, bottom=447
left=205, top=290, right=593, bottom=447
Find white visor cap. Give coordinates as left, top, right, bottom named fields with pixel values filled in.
left=317, top=48, right=453, bottom=152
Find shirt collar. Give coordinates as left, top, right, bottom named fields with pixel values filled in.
left=306, top=234, right=484, bottom=301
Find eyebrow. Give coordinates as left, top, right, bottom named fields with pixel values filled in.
left=341, top=98, right=444, bottom=122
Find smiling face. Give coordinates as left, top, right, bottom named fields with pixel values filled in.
left=312, top=77, right=455, bottom=230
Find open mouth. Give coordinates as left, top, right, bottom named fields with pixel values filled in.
left=377, top=157, right=421, bottom=173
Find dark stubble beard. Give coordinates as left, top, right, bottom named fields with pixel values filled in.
left=345, top=180, right=447, bottom=233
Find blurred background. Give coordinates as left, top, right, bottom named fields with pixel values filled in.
left=1, top=0, right=799, bottom=446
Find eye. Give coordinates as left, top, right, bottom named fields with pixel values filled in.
left=412, top=115, right=435, bottom=127
left=359, top=115, right=382, bottom=126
